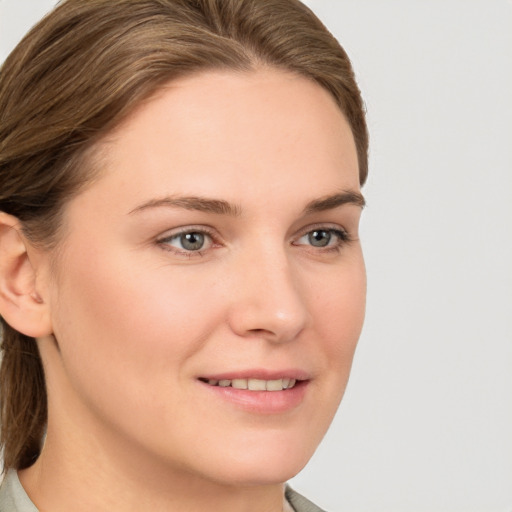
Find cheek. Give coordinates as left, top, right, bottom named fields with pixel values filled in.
left=49, top=245, right=223, bottom=404
left=311, top=255, right=366, bottom=347
left=306, top=254, right=366, bottom=394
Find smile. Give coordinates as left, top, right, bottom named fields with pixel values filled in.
left=200, top=377, right=297, bottom=391
left=198, top=373, right=309, bottom=413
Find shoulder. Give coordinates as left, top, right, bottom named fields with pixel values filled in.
left=285, top=485, right=327, bottom=512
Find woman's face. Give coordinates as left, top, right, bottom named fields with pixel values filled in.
left=40, top=68, right=366, bottom=485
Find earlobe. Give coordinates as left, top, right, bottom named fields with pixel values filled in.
left=0, top=212, right=53, bottom=338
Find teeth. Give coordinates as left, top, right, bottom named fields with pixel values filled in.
left=205, top=378, right=298, bottom=391
left=232, top=379, right=248, bottom=389
left=266, top=379, right=285, bottom=391
left=248, top=378, right=267, bottom=391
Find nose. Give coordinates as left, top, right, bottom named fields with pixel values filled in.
left=226, top=247, right=309, bottom=343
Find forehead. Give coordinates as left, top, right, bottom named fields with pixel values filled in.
left=72, top=68, right=360, bottom=219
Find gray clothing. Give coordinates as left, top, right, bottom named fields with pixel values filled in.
left=0, top=470, right=325, bottom=512
left=0, top=472, right=37, bottom=512
left=285, top=486, right=326, bottom=512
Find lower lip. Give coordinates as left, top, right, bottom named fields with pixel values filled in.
left=198, top=380, right=309, bottom=414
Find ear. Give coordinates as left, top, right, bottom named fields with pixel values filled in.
left=0, top=212, right=53, bottom=338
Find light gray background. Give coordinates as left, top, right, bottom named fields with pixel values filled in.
left=1, top=1, right=511, bottom=511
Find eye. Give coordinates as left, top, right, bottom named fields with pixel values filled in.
left=159, top=230, right=213, bottom=253
left=178, top=232, right=207, bottom=251
left=306, top=229, right=334, bottom=247
left=295, top=227, right=349, bottom=249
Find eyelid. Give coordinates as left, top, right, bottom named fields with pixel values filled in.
left=157, top=225, right=217, bottom=240
left=293, top=223, right=351, bottom=241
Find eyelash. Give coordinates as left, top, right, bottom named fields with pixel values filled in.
left=293, top=226, right=352, bottom=253
left=157, top=225, right=352, bottom=258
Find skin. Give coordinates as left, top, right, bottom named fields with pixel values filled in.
left=15, top=68, right=366, bottom=512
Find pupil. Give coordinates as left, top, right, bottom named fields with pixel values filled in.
left=181, top=232, right=204, bottom=251
left=309, top=230, right=331, bottom=247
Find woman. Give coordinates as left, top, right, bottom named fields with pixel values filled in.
left=0, top=1, right=368, bottom=510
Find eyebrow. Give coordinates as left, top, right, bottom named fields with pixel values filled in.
left=303, top=190, right=366, bottom=213
left=129, top=190, right=365, bottom=217
left=129, top=196, right=242, bottom=216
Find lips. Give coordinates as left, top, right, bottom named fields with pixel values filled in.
left=197, top=370, right=309, bottom=413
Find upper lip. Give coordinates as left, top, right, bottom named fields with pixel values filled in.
left=198, top=369, right=311, bottom=381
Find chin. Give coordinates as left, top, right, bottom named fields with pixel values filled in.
left=191, top=431, right=319, bottom=487
left=207, top=458, right=309, bottom=487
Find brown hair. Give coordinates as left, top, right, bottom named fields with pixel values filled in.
left=0, top=0, right=368, bottom=471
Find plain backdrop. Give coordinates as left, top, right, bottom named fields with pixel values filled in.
left=1, top=1, right=511, bottom=511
